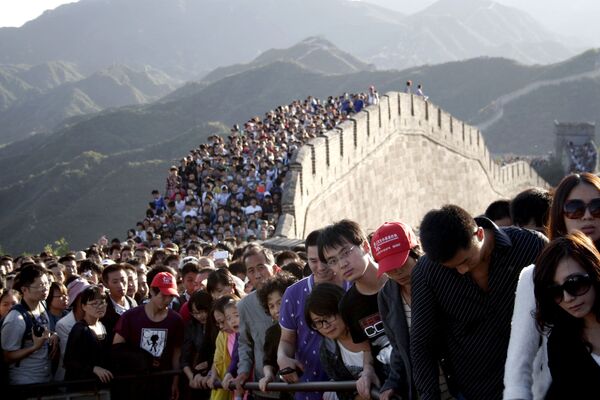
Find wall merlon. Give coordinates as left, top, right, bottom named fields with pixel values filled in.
left=307, top=136, right=328, bottom=186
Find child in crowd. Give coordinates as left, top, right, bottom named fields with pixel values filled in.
left=220, top=298, right=245, bottom=400
left=0, top=289, right=20, bottom=319
left=206, top=295, right=238, bottom=400
left=256, top=272, right=298, bottom=394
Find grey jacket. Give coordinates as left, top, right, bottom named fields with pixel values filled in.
left=378, top=279, right=417, bottom=400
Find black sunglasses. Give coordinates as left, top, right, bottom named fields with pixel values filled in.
left=547, top=273, right=593, bottom=303
left=563, top=198, right=600, bottom=219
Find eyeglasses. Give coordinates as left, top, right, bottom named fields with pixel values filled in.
left=326, top=246, right=355, bottom=267
left=28, top=281, right=50, bottom=290
left=86, top=300, right=107, bottom=308
left=310, top=315, right=337, bottom=330
left=547, top=273, right=592, bottom=303
left=563, top=198, right=600, bottom=219
left=53, top=294, right=68, bottom=299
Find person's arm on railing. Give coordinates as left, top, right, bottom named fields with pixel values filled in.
left=356, top=347, right=379, bottom=399
left=277, top=328, right=303, bottom=383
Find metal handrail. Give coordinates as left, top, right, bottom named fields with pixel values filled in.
left=8, top=370, right=383, bottom=399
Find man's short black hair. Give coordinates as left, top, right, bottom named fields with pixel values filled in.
left=419, top=205, right=477, bottom=263
left=510, top=188, right=552, bottom=229
left=484, top=200, right=511, bottom=223
left=317, top=219, right=366, bottom=263
left=305, top=229, right=321, bottom=248
left=13, top=264, right=48, bottom=293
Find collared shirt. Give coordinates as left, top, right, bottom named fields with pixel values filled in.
left=410, top=218, right=548, bottom=400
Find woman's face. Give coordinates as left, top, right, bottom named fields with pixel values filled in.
left=82, top=298, right=107, bottom=320
left=553, top=256, right=596, bottom=320
left=0, top=293, right=18, bottom=318
left=564, top=183, right=600, bottom=242
left=210, top=283, right=233, bottom=300
left=309, top=312, right=346, bottom=340
left=50, top=289, right=69, bottom=311
left=190, top=305, right=208, bottom=325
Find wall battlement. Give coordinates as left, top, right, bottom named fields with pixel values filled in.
left=275, top=92, right=548, bottom=239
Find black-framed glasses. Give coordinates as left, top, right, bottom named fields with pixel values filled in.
left=310, top=315, right=337, bottom=330
left=547, top=273, right=593, bottom=303
left=563, top=198, right=600, bottom=219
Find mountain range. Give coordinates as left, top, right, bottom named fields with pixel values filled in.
left=2, top=40, right=600, bottom=253
left=0, top=0, right=574, bottom=79
left=0, top=0, right=597, bottom=254
left=0, top=62, right=180, bottom=144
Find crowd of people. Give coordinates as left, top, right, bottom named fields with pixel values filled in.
left=128, top=86, right=380, bottom=248
left=3, top=172, right=600, bottom=400
left=567, top=141, right=597, bottom=173
left=3, top=83, right=600, bottom=400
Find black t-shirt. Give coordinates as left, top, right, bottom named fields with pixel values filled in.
left=339, top=284, right=391, bottom=364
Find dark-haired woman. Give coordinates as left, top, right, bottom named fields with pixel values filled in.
left=63, top=286, right=113, bottom=383
left=305, top=283, right=381, bottom=400
left=533, top=231, right=600, bottom=398
left=505, top=172, right=600, bottom=399
left=182, top=290, right=215, bottom=398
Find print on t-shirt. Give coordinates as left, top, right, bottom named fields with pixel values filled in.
left=140, top=328, right=168, bottom=357
left=359, top=313, right=385, bottom=338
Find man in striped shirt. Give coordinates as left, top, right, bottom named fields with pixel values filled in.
left=410, top=205, right=547, bottom=400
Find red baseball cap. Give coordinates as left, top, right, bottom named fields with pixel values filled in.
left=371, top=222, right=418, bottom=277
left=150, top=272, right=179, bottom=297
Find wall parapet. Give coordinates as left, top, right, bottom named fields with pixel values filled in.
left=272, top=92, right=548, bottom=241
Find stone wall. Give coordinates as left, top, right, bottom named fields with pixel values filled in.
left=275, top=92, right=548, bottom=239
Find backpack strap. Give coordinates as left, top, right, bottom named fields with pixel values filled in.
left=10, top=303, right=34, bottom=368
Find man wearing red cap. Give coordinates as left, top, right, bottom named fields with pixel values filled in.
left=372, top=222, right=421, bottom=400
left=113, top=271, right=184, bottom=400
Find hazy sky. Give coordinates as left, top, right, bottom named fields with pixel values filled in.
left=0, top=0, right=598, bottom=47
left=0, top=0, right=79, bottom=27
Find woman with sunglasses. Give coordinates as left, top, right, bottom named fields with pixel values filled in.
left=63, top=285, right=113, bottom=383
left=533, top=231, right=600, bottom=398
left=505, top=172, right=600, bottom=400
left=304, top=283, right=382, bottom=400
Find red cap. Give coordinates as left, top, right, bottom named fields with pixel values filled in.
left=150, top=272, right=179, bottom=297
left=371, top=222, right=418, bottom=277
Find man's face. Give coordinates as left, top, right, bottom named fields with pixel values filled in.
left=23, top=274, right=50, bottom=302
left=152, top=291, right=175, bottom=310
left=307, top=245, right=336, bottom=284
left=135, top=250, right=149, bottom=265
left=322, top=240, right=368, bottom=283
left=385, top=256, right=417, bottom=286
left=126, top=270, right=138, bottom=297
left=63, top=260, right=77, bottom=277
left=245, top=252, right=273, bottom=290
left=110, top=249, right=121, bottom=261
left=105, top=270, right=128, bottom=299
left=442, top=230, right=484, bottom=275
left=183, top=272, right=199, bottom=294
left=50, top=266, right=65, bottom=284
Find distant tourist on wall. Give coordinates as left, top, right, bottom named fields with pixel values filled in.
left=367, top=85, right=379, bottom=105
left=416, top=84, right=428, bottom=101
left=405, top=80, right=412, bottom=94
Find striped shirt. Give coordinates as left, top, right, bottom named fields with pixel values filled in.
left=410, top=218, right=548, bottom=400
